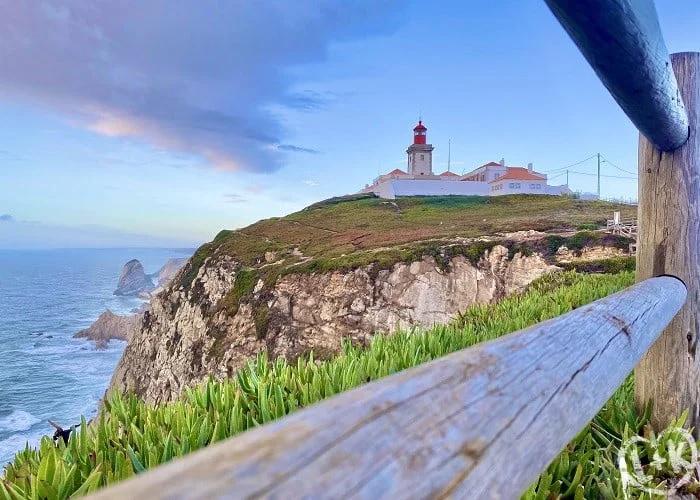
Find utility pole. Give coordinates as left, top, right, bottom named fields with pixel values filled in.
left=597, top=153, right=601, bottom=198
left=566, top=169, right=569, bottom=186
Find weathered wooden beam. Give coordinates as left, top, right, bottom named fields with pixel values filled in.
left=90, top=277, right=686, bottom=500
left=636, top=52, right=700, bottom=432
left=545, top=0, right=689, bottom=151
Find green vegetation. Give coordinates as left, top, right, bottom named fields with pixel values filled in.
left=5, top=270, right=689, bottom=499
left=179, top=229, right=234, bottom=290
left=560, top=256, right=636, bottom=274
left=177, top=194, right=637, bottom=292
left=218, top=269, right=257, bottom=316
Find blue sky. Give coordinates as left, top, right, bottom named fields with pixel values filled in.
left=1, top=1, right=699, bottom=249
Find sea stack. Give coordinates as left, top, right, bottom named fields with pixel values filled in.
left=114, top=259, right=154, bottom=296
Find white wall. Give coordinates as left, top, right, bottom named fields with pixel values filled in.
left=372, top=179, right=489, bottom=198
left=546, top=185, right=572, bottom=196
left=490, top=180, right=553, bottom=196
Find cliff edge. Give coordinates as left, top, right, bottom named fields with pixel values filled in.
left=108, top=194, right=637, bottom=404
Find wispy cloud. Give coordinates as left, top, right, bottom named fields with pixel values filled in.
left=303, top=180, right=319, bottom=187
left=245, top=184, right=265, bottom=194
left=277, top=144, right=321, bottom=154
left=223, top=193, right=247, bottom=204
left=0, top=214, right=14, bottom=222
left=0, top=1, right=406, bottom=172
left=0, top=218, right=200, bottom=249
left=0, top=150, right=25, bottom=161
left=284, top=90, right=340, bottom=112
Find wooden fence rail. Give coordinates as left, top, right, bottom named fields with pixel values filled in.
left=546, top=0, right=700, bottom=435
left=84, top=1, right=698, bottom=497
left=90, top=277, right=686, bottom=499
left=544, top=0, right=689, bottom=151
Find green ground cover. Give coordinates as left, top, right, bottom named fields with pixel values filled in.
left=3, top=270, right=687, bottom=499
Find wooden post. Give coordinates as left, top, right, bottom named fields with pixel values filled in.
left=636, top=52, right=700, bottom=432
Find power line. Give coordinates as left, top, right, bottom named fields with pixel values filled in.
left=567, top=169, right=637, bottom=180
left=542, top=154, right=598, bottom=173
left=600, top=155, right=637, bottom=175
left=548, top=171, right=567, bottom=180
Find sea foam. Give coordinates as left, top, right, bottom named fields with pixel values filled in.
left=0, top=410, right=41, bottom=433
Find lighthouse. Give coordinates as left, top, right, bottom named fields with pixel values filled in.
left=407, top=120, right=434, bottom=176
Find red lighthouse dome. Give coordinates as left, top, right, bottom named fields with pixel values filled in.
left=413, top=120, right=427, bottom=144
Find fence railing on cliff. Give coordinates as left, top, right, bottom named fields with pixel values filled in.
left=90, top=0, right=700, bottom=497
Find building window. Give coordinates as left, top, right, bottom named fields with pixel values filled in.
left=509, top=183, right=515, bottom=189
left=515, top=183, right=521, bottom=188
left=420, top=154, right=424, bottom=160
left=529, top=183, right=535, bottom=189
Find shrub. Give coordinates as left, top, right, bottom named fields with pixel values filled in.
left=559, top=257, right=636, bottom=274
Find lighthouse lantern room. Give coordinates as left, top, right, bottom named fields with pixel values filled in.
left=407, top=120, right=434, bottom=176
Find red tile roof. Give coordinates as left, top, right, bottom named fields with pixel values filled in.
left=488, top=167, right=546, bottom=183
left=387, top=168, right=408, bottom=175
left=480, top=161, right=503, bottom=168
left=439, top=171, right=459, bottom=177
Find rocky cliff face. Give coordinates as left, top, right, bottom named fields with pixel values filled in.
left=154, top=258, right=189, bottom=287
left=114, top=259, right=154, bottom=296
left=109, top=245, right=558, bottom=404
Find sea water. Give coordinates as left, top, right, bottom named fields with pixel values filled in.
left=0, top=248, right=192, bottom=466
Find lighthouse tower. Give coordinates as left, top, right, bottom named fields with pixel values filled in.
left=407, top=120, right=434, bottom=176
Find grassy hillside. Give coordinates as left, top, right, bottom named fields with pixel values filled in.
left=179, top=194, right=637, bottom=290
left=225, top=194, right=634, bottom=258
left=5, top=271, right=688, bottom=499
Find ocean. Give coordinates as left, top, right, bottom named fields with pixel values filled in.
left=0, top=248, right=193, bottom=466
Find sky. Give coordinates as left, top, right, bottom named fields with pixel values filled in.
left=1, top=1, right=699, bottom=249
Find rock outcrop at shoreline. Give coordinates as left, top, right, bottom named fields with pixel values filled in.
left=78, top=257, right=189, bottom=348
left=114, top=260, right=154, bottom=296
left=74, top=311, right=141, bottom=349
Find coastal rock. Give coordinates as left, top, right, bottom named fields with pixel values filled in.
left=74, top=311, right=141, bottom=348
left=108, top=246, right=559, bottom=404
left=114, top=260, right=153, bottom=296
left=153, top=258, right=188, bottom=287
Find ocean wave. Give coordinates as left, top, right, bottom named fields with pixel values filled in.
left=0, top=410, right=40, bottom=433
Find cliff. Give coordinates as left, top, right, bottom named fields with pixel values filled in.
left=153, top=258, right=189, bottom=287
left=108, top=194, right=636, bottom=404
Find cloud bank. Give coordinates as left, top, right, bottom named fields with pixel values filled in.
left=0, top=1, right=404, bottom=172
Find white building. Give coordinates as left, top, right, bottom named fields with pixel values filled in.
left=362, top=121, right=572, bottom=199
